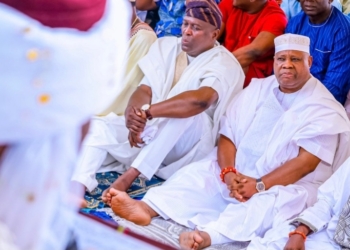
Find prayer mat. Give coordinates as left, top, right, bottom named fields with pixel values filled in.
left=103, top=208, right=250, bottom=250
left=81, top=171, right=165, bottom=220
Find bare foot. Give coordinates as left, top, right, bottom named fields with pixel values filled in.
left=102, top=168, right=140, bottom=205
left=179, top=230, right=211, bottom=250
left=109, top=189, right=154, bottom=226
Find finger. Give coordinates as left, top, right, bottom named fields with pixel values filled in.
left=132, top=133, right=143, bottom=144
left=126, top=120, right=145, bottom=129
left=192, top=242, right=198, bottom=250
left=128, top=133, right=133, bottom=147
left=132, top=107, right=147, bottom=121
left=231, top=190, right=243, bottom=201
left=129, top=133, right=138, bottom=148
left=128, top=112, right=147, bottom=124
left=133, top=107, right=142, bottom=117
left=128, top=127, right=143, bottom=135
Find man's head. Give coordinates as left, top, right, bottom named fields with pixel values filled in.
left=182, top=0, right=221, bottom=57
left=299, top=0, right=333, bottom=18
left=274, top=34, right=313, bottom=93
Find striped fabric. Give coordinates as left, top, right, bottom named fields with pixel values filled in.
left=185, top=0, right=222, bottom=29
left=286, top=7, right=350, bottom=105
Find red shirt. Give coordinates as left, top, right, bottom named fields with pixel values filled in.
left=0, top=0, right=106, bottom=31
left=219, top=0, right=287, bottom=87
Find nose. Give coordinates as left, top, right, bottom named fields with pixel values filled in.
left=282, top=58, right=294, bottom=69
left=182, top=25, right=192, bottom=36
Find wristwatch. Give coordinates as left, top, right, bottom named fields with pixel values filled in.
left=256, top=178, right=266, bottom=192
left=141, top=104, right=153, bottom=120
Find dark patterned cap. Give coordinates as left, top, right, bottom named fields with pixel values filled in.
left=185, top=0, right=222, bottom=30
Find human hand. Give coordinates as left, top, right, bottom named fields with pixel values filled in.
left=284, top=235, right=305, bottom=250
left=224, top=172, right=247, bottom=202
left=128, top=131, right=143, bottom=148
left=125, top=106, right=147, bottom=134
left=235, top=173, right=258, bottom=201
left=276, top=0, right=282, bottom=4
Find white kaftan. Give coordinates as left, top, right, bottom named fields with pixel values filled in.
left=73, top=37, right=244, bottom=191
left=142, top=75, right=350, bottom=244
left=0, top=1, right=130, bottom=249
left=248, top=156, right=350, bottom=250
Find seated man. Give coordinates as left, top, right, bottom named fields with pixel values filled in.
left=280, top=0, right=342, bottom=20
left=248, top=155, right=350, bottom=250
left=286, top=0, right=350, bottom=105
left=107, top=34, right=350, bottom=249
left=99, top=3, right=157, bottom=116
left=218, top=0, right=287, bottom=87
left=72, top=0, right=244, bottom=197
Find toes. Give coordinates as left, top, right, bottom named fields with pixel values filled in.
left=109, top=188, right=119, bottom=196
left=193, top=232, right=204, bottom=245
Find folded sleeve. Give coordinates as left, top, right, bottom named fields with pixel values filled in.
left=297, top=134, right=339, bottom=166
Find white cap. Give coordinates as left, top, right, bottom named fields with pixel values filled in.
left=274, top=33, right=310, bottom=54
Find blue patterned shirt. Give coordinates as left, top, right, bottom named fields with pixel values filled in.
left=286, top=7, right=350, bottom=104
left=154, top=0, right=220, bottom=38
left=155, top=0, right=186, bottom=37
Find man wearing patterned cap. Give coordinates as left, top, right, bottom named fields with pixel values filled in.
left=0, top=0, right=129, bottom=249
left=72, top=0, right=244, bottom=199
left=107, top=33, right=350, bottom=249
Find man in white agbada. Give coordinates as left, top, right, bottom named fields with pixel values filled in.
left=72, top=0, right=244, bottom=199
left=0, top=0, right=129, bottom=249
left=107, top=33, right=350, bottom=250
left=248, top=156, right=350, bottom=250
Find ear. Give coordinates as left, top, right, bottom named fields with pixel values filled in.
left=212, top=29, right=220, bottom=40
left=308, top=55, right=313, bottom=68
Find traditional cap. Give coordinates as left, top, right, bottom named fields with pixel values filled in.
left=185, top=0, right=222, bottom=30
left=274, top=33, right=310, bottom=54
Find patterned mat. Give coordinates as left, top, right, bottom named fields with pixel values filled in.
left=103, top=208, right=249, bottom=250
left=81, top=172, right=165, bottom=221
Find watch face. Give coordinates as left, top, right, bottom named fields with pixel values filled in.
left=141, top=104, right=150, bottom=111
left=256, top=182, right=265, bottom=192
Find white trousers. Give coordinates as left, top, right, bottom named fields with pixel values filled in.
left=72, top=112, right=214, bottom=191
left=143, top=155, right=308, bottom=244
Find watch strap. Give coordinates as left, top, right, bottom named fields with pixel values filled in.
left=145, top=109, right=153, bottom=120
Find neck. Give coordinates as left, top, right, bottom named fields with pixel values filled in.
left=246, top=1, right=267, bottom=14
left=308, top=7, right=332, bottom=24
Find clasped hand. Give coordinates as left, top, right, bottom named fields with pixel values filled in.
left=125, top=106, right=147, bottom=148
left=224, top=172, right=257, bottom=202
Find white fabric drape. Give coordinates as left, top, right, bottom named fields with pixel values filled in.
left=0, top=0, right=130, bottom=249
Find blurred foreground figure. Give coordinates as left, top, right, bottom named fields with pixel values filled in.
left=0, top=0, right=130, bottom=249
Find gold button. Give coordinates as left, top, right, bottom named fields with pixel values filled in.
left=38, top=94, right=50, bottom=104
left=23, top=27, right=31, bottom=33
left=26, top=49, right=39, bottom=61
left=27, top=193, right=35, bottom=203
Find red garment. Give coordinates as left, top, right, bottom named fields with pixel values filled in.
left=219, top=0, right=287, bottom=87
left=0, top=0, right=106, bottom=31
